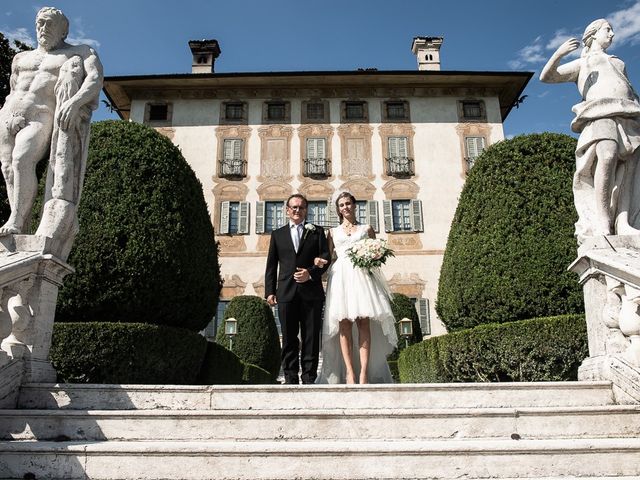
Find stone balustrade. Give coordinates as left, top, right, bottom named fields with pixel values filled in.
left=0, top=235, right=73, bottom=408
left=570, top=235, right=640, bottom=403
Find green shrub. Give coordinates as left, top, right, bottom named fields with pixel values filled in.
left=216, top=295, right=281, bottom=382
left=50, top=322, right=207, bottom=384
left=387, top=360, right=399, bottom=382
left=436, top=133, right=583, bottom=331
left=197, top=341, right=245, bottom=385
left=56, top=120, right=222, bottom=332
left=398, top=314, right=587, bottom=383
left=390, top=293, right=423, bottom=351
left=243, top=363, right=273, bottom=384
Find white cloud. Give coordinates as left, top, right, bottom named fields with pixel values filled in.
left=0, top=27, right=35, bottom=47
left=67, top=33, right=100, bottom=49
left=1, top=15, right=100, bottom=50
left=67, top=16, right=100, bottom=49
left=509, top=0, right=640, bottom=69
left=607, top=1, right=640, bottom=46
left=546, top=29, right=574, bottom=50
left=508, top=36, right=546, bottom=69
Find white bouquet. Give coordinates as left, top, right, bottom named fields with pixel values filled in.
left=346, top=238, right=395, bottom=274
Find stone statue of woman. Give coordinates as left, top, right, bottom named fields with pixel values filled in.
left=541, top=19, right=640, bottom=243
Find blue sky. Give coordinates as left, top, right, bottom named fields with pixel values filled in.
left=2, top=0, right=640, bottom=138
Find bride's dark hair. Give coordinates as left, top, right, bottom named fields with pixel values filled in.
left=335, top=191, right=357, bottom=222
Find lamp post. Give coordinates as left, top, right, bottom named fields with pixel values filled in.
left=225, top=317, right=238, bottom=351
left=399, top=317, right=413, bottom=348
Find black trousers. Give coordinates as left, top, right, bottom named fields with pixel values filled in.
left=278, top=296, right=323, bottom=384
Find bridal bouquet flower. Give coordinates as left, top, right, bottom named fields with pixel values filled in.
left=346, top=238, right=395, bottom=274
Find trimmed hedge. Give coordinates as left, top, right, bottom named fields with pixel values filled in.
left=197, top=342, right=276, bottom=385
left=243, top=363, right=273, bottom=384
left=390, top=293, right=423, bottom=348
left=56, top=120, right=221, bottom=332
left=436, top=133, right=583, bottom=331
left=50, top=322, right=207, bottom=384
left=398, top=314, right=587, bottom=383
left=216, top=295, right=281, bottom=382
left=197, top=341, right=245, bottom=385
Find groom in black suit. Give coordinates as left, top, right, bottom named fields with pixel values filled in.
left=265, top=194, right=331, bottom=384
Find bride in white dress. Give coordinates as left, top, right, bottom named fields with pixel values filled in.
left=316, top=191, right=398, bottom=384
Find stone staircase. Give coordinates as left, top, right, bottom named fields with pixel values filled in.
left=1, top=381, right=640, bottom=479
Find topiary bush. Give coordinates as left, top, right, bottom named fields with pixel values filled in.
left=56, top=120, right=221, bottom=332
left=216, top=295, right=281, bottom=382
left=390, top=293, right=423, bottom=347
left=436, top=133, right=583, bottom=331
left=197, top=341, right=245, bottom=385
left=398, top=314, right=587, bottom=383
left=50, top=322, right=207, bottom=384
left=243, top=363, right=273, bottom=384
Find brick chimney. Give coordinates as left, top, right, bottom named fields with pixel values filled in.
left=411, top=37, right=443, bottom=71
left=188, top=39, right=221, bottom=74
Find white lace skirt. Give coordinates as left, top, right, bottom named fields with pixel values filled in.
left=316, top=256, right=398, bottom=384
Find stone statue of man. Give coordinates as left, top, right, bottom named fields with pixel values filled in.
left=0, top=7, right=103, bottom=255
left=540, top=19, right=640, bottom=243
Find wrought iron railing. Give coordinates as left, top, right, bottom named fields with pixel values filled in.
left=385, top=157, right=414, bottom=177
left=219, top=158, right=247, bottom=178
left=303, top=158, right=331, bottom=178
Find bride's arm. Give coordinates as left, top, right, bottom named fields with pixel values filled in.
left=366, top=225, right=376, bottom=239
left=313, top=229, right=334, bottom=267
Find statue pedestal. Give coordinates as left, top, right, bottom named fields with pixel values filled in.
left=570, top=235, right=640, bottom=403
left=0, top=235, right=73, bottom=407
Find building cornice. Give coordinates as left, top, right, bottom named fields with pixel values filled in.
left=103, top=70, right=532, bottom=122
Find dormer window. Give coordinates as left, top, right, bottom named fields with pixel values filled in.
left=342, top=101, right=368, bottom=123
left=263, top=101, right=290, bottom=124
left=149, top=104, right=168, bottom=121
left=459, top=100, right=486, bottom=122
left=144, top=102, right=172, bottom=125
left=226, top=103, right=243, bottom=120
left=267, top=103, right=286, bottom=121
left=220, top=101, right=248, bottom=124
left=382, top=100, right=410, bottom=122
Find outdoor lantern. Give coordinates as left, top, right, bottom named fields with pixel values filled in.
left=399, top=317, right=413, bottom=347
left=225, top=317, right=238, bottom=350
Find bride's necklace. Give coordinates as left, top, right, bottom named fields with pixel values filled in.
left=342, top=220, right=358, bottom=236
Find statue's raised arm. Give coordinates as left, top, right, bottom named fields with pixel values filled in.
left=540, top=19, right=640, bottom=243
left=0, top=7, right=103, bottom=260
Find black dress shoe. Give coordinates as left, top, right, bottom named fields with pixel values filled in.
left=283, top=379, right=299, bottom=385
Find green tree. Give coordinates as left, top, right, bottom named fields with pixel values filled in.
left=56, top=120, right=222, bottom=332
left=436, top=133, right=583, bottom=331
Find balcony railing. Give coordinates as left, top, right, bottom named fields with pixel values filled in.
left=385, top=157, right=414, bottom=177
left=303, top=157, right=331, bottom=178
left=219, top=158, right=247, bottom=178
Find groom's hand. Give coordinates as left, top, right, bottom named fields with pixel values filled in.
left=267, top=294, right=277, bottom=306
left=294, top=267, right=310, bottom=283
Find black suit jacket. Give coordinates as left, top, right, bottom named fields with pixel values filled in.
left=264, top=222, right=331, bottom=303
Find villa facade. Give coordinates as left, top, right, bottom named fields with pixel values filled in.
left=103, top=37, right=531, bottom=338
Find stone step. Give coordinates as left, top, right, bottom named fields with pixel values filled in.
left=3, top=405, right=639, bottom=441
left=1, top=438, right=640, bottom=479
left=17, top=381, right=615, bottom=410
